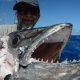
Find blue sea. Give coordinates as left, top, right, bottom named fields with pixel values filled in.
left=60, top=35, right=80, bottom=61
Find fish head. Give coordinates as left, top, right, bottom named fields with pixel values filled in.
left=8, top=23, right=72, bottom=63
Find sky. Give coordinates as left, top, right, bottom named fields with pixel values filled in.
left=0, top=0, right=80, bottom=35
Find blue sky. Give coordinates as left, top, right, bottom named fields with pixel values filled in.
left=0, top=0, right=16, bottom=24
left=38, top=0, right=80, bottom=35
left=0, top=0, right=80, bottom=35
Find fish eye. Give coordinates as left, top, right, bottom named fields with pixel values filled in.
left=12, top=35, right=20, bottom=47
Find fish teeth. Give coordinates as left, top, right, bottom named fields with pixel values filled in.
left=46, top=60, right=48, bottom=63
left=56, top=60, right=59, bottom=63
left=37, top=58, right=40, bottom=61
left=33, top=58, right=37, bottom=60
left=41, top=59, right=44, bottom=62
left=51, top=60, right=54, bottom=63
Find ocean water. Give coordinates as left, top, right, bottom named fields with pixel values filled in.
left=60, top=35, right=80, bottom=61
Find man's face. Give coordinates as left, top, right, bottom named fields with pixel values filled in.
left=17, top=7, right=39, bottom=27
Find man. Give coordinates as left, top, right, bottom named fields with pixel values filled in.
left=13, top=0, right=41, bottom=68
left=13, top=0, right=40, bottom=30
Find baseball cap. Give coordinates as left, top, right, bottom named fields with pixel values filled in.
left=13, top=0, right=39, bottom=10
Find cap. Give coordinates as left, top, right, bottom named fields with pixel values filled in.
left=13, top=0, right=39, bottom=10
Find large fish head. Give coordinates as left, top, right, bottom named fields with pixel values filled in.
left=8, top=23, right=72, bottom=64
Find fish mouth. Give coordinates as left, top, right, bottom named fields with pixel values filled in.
left=19, top=23, right=72, bottom=63
left=31, top=42, right=63, bottom=63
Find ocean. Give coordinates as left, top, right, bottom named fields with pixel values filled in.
left=60, top=35, right=80, bottom=61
